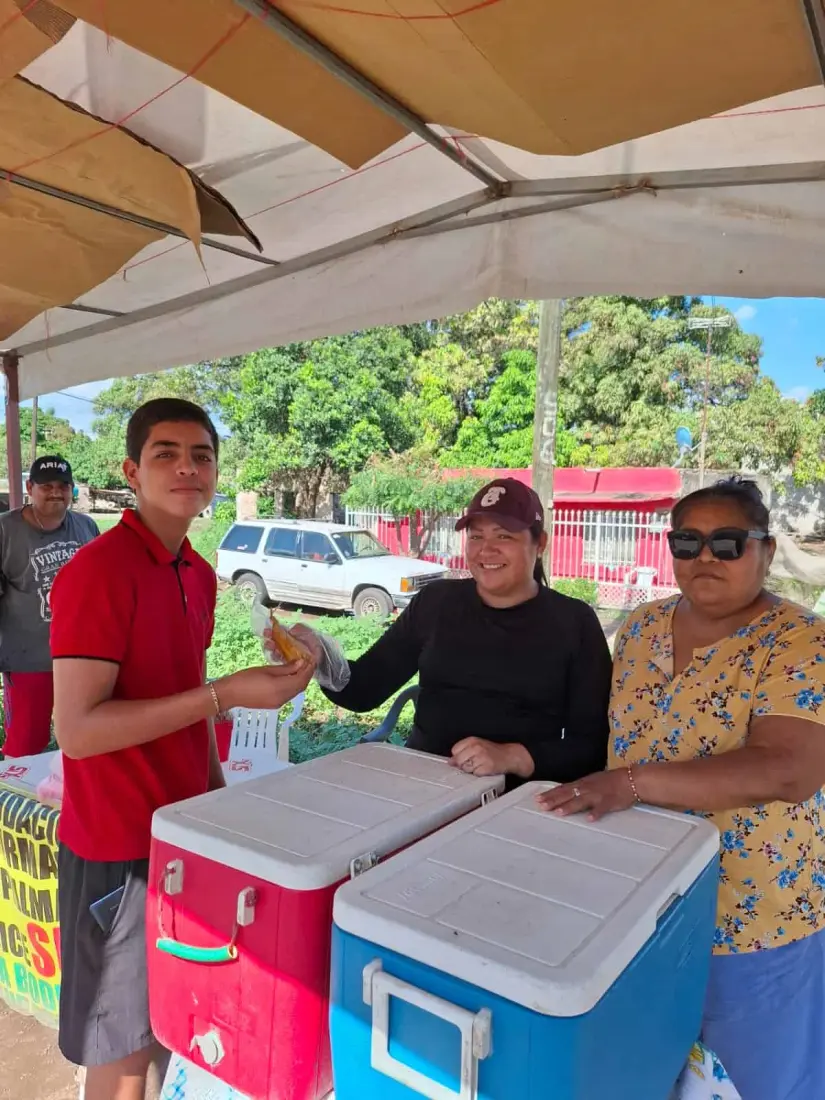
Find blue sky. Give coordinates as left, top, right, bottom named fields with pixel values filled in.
left=18, top=297, right=825, bottom=434
left=30, top=380, right=109, bottom=434
left=714, top=297, right=825, bottom=403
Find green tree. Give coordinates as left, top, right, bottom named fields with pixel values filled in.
left=220, top=330, right=416, bottom=515
left=789, top=395, right=825, bottom=487
left=91, top=365, right=227, bottom=421
left=557, top=297, right=802, bottom=471
left=400, top=343, right=489, bottom=453
left=398, top=301, right=540, bottom=455
left=0, top=406, right=91, bottom=478
left=73, top=364, right=238, bottom=491
left=65, top=417, right=128, bottom=489
left=449, top=350, right=577, bottom=468
left=436, top=299, right=538, bottom=367
left=345, top=451, right=482, bottom=557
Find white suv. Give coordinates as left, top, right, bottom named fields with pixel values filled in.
left=216, top=520, right=448, bottom=616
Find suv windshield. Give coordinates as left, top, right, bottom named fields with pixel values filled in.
left=332, top=531, right=390, bottom=560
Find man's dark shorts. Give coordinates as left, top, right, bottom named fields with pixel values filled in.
left=57, top=845, right=154, bottom=1067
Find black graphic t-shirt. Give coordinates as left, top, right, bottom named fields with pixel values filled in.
left=0, top=508, right=99, bottom=672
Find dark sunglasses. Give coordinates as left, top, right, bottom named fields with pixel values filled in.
left=667, top=527, right=769, bottom=562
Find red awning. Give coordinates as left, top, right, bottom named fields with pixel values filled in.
left=443, top=467, right=681, bottom=506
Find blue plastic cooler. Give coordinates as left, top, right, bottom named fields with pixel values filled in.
left=330, top=783, right=719, bottom=1100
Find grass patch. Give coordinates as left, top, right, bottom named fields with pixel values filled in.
left=207, top=589, right=414, bottom=763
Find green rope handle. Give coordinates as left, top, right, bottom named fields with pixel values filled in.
left=156, top=938, right=238, bottom=964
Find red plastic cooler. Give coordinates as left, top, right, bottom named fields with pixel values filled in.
left=147, top=743, right=503, bottom=1100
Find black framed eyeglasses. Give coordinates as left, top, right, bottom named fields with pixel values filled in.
left=667, top=527, right=769, bottom=562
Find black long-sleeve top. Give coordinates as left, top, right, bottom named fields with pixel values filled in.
left=324, top=579, right=611, bottom=783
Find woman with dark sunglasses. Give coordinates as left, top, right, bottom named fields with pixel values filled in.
left=536, top=477, right=825, bottom=1100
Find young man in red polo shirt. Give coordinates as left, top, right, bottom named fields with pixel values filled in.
left=50, top=398, right=313, bottom=1100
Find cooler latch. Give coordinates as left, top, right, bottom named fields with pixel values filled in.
left=163, top=859, right=184, bottom=895
left=480, top=788, right=498, bottom=807
left=236, top=887, right=257, bottom=927
left=190, top=1028, right=225, bottom=1068
left=350, top=851, right=379, bottom=879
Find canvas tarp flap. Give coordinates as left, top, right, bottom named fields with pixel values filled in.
left=52, top=0, right=819, bottom=162
left=0, top=74, right=257, bottom=340
left=271, top=0, right=817, bottom=155
left=53, top=0, right=405, bottom=168
left=0, top=0, right=74, bottom=82
left=5, top=12, right=825, bottom=397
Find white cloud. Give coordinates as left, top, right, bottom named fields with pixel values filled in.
left=734, top=305, right=757, bottom=323
left=784, top=386, right=812, bottom=403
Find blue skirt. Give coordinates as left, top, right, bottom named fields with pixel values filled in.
left=702, top=928, right=825, bottom=1100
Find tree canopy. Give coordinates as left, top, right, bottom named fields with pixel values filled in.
left=345, top=451, right=482, bottom=557
left=37, top=295, right=822, bottom=509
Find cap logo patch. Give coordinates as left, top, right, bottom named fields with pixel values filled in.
left=481, top=487, right=506, bottom=508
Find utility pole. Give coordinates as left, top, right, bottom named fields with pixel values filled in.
left=687, top=314, right=732, bottom=487
left=532, top=299, right=564, bottom=574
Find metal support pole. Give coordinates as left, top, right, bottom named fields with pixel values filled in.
left=532, top=300, right=564, bottom=576
left=2, top=168, right=275, bottom=267
left=3, top=353, right=23, bottom=510
left=30, top=396, right=38, bottom=467
left=800, top=0, right=825, bottom=83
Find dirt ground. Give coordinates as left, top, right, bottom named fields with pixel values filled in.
left=0, top=1002, right=78, bottom=1100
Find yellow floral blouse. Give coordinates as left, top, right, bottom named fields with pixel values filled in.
left=608, top=597, right=825, bottom=955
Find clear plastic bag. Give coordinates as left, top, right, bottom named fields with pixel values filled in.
left=250, top=600, right=351, bottom=692
left=35, top=751, right=63, bottom=809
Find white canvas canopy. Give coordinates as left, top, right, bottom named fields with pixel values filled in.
left=4, top=12, right=825, bottom=402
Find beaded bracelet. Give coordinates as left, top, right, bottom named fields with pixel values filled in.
left=626, top=764, right=642, bottom=804
left=208, top=682, right=222, bottom=717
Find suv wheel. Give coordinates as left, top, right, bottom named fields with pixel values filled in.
left=353, top=587, right=394, bottom=618
left=234, top=572, right=268, bottom=606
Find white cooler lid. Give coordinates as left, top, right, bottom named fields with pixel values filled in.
left=152, top=744, right=503, bottom=891
left=333, top=782, right=719, bottom=1016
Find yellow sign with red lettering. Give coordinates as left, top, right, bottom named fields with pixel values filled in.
left=0, top=788, right=60, bottom=1027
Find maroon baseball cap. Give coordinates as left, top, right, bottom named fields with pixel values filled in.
left=455, top=478, right=544, bottom=532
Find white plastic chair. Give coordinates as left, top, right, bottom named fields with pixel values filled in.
left=624, top=565, right=657, bottom=606
left=222, top=694, right=305, bottom=785
left=229, top=693, right=305, bottom=762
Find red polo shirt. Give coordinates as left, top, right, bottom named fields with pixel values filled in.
left=50, top=509, right=217, bottom=861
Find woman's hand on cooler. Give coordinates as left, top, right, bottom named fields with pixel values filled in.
left=534, top=768, right=635, bottom=821
left=449, top=737, right=535, bottom=778
left=217, top=661, right=315, bottom=712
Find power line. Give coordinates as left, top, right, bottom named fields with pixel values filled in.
left=53, top=389, right=96, bottom=405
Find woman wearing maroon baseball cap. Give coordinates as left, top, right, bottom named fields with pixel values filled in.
left=293, top=477, right=612, bottom=787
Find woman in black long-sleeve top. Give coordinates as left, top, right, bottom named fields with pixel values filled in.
left=296, top=479, right=611, bottom=786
